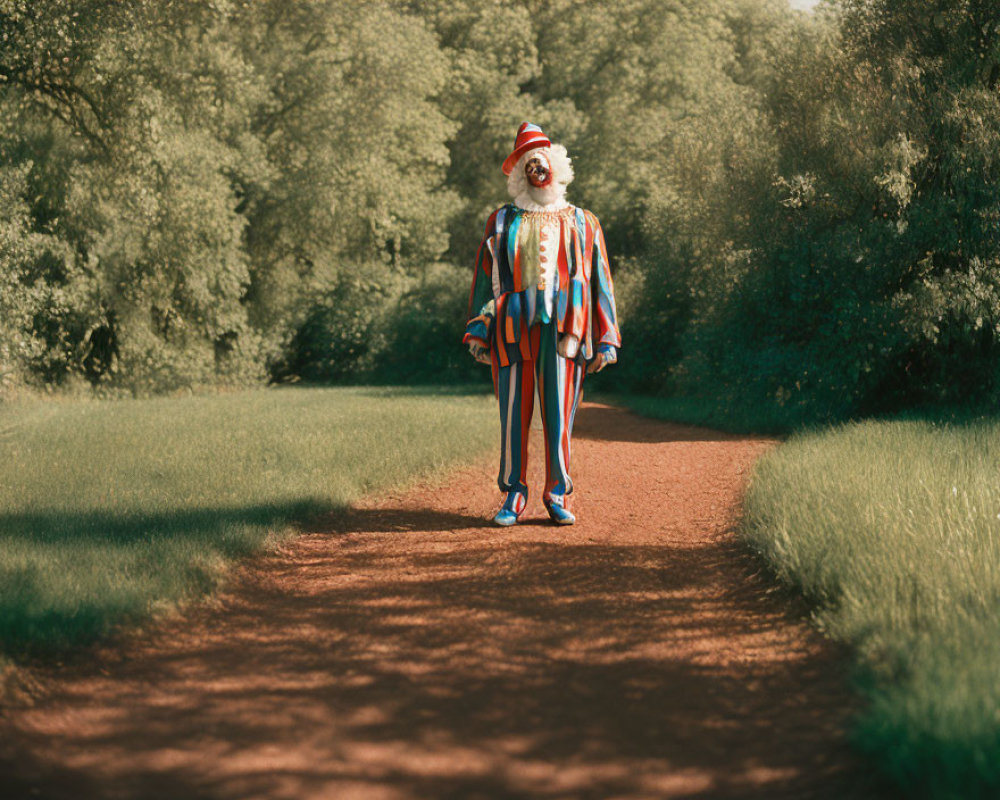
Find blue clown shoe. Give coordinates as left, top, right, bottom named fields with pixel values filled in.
left=544, top=495, right=576, bottom=526
left=494, top=490, right=527, bottom=527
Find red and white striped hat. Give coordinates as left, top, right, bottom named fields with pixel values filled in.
left=501, top=122, right=552, bottom=176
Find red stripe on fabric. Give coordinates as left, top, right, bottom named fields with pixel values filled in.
left=560, top=225, right=580, bottom=336
left=519, top=316, right=532, bottom=361
left=519, top=361, right=533, bottom=487
left=557, top=219, right=569, bottom=287
left=561, top=360, right=572, bottom=466
left=496, top=294, right=510, bottom=367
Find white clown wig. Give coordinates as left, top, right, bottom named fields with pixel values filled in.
left=506, top=144, right=574, bottom=211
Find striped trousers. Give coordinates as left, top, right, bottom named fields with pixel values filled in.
left=491, top=320, right=584, bottom=503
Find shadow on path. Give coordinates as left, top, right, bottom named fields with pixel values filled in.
left=573, top=402, right=744, bottom=444
left=0, top=403, right=893, bottom=800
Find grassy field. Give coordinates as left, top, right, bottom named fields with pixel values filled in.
left=0, top=386, right=495, bottom=669
left=742, top=416, right=1000, bottom=798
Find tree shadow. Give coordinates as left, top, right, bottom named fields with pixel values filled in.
left=316, top=507, right=583, bottom=534
left=318, top=506, right=491, bottom=535
left=0, top=512, right=894, bottom=799
left=0, top=501, right=337, bottom=660
left=0, top=502, right=332, bottom=545
left=573, top=403, right=762, bottom=445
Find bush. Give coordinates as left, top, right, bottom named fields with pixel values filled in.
left=274, top=267, right=395, bottom=384
left=369, top=263, right=489, bottom=386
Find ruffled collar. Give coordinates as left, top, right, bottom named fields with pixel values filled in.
left=512, top=192, right=571, bottom=212
left=512, top=200, right=575, bottom=217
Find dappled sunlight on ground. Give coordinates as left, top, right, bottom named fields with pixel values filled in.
left=0, top=403, right=890, bottom=799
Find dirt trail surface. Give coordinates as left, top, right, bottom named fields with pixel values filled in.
left=0, top=402, right=886, bottom=800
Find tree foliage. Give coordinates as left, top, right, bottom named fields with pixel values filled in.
left=668, top=0, right=1000, bottom=424
left=0, top=0, right=457, bottom=394
left=1, top=0, right=999, bottom=419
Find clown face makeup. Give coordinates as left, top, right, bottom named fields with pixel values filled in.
left=525, top=153, right=553, bottom=188
left=507, top=143, right=573, bottom=212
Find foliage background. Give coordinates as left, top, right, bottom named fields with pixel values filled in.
left=3, top=0, right=1000, bottom=425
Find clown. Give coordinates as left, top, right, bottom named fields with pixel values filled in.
left=463, top=122, right=621, bottom=526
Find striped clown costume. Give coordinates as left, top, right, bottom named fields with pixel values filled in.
left=463, top=122, right=621, bottom=526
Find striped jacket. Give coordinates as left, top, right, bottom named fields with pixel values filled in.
left=462, top=203, right=621, bottom=367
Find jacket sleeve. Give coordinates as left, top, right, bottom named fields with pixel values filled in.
left=590, top=214, right=621, bottom=354
left=462, top=210, right=498, bottom=349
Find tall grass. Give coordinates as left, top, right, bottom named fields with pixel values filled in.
left=742, top=417, right=1000, bottom=798
left=0, top=386, right=495, bottom=664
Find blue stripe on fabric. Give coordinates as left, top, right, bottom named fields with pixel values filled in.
left=526, top=287, right=538, bottom=326
left=507, top=211, right=522, bottom=286
left=574, top=209, right=586, bottom=276
left=595, top=243, right=612, bottom=295
left=465, top=317, right=491, bottom=342
left=507, top=292, right=522, bottom=341
left=497, top=364, right=512, bottom=491
left=496, top=206, right=513, bottom=293
left=597, top=344, right=618, bottom=363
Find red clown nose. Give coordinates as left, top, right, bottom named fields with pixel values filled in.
left=501, top=122, right=552, bottom=176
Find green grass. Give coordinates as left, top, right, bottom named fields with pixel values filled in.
left=0, top=386, right=495, bottom=665
left=742, top=416, right=1000, bottom=799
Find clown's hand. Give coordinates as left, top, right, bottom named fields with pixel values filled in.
left=557, top=334, right=580, bottom=359
left=468, top=341, right=492, bottom=365
left=587, top=345, right=618, bottom=374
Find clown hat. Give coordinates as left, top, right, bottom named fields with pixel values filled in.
left=501, top=122, right=551, bottom=176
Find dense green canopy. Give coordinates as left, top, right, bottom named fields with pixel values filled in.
left=3, top=0, right=1000, bottom=421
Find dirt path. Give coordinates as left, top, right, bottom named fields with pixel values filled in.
left=0, top=402, right=886, bottom=799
